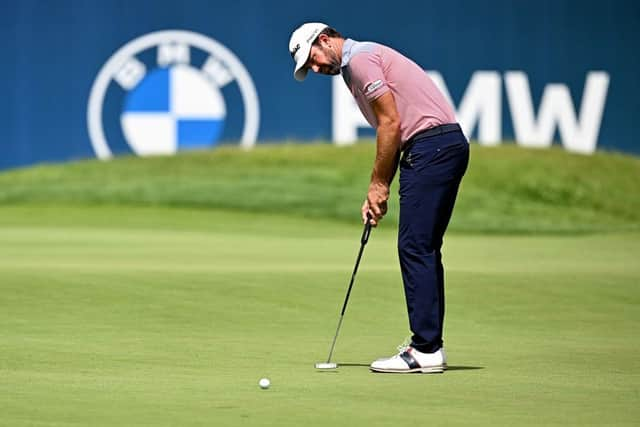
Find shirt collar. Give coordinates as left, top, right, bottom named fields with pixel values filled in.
left=341, top=38, right=357, bottom=67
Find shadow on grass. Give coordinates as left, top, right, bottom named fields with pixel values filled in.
left=445, top=366, right=484, bottom=371
left=325, top=363, right=484, bottom=371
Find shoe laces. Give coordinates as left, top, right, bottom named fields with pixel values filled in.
left=395, top=337, right=412, bottom=354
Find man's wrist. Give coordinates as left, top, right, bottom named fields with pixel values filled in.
left=369, top=180, right=388, bottom=188
left=369, top=180, right=390, bottom=197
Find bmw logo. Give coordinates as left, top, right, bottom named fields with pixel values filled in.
left=87, top=30, right=260, bottom=159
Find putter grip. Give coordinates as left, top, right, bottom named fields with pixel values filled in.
left=361, top=215, right=372, bottom=245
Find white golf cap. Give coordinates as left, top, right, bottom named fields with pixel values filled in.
left=289, top=22, right=329, bottom=81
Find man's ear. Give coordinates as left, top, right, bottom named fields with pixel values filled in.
left=318, top=34, right=330, bottom=47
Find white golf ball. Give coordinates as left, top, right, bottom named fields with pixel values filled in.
left=259, top=378, right=270, bottom=389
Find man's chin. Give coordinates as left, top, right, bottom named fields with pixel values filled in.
left=319, top=68, right=341, bottom=76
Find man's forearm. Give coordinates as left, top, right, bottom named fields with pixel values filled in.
left=371, top=123, right=401, bottom=186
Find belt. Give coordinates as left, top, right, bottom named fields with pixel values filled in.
left=403, top=123, right=462, bottom=151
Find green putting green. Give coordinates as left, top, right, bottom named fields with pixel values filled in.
left=1, top=205, right=638, bottom=426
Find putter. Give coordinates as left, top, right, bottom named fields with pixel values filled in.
left=315, top=215, right=373, bottom=370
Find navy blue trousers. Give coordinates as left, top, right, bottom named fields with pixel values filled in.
left=398, top=127, right=469, bottom=353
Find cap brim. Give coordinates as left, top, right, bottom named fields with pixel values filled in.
left=294, top=66, right=309, bottom=81
left=293, top=43, right=312, bottom=81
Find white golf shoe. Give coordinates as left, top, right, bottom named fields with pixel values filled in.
left=370, top=346, right=447, bottom=373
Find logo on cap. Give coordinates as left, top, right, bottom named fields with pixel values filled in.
left=306, top=29, right=321, bottom=43
left=290, top=43, right=300, bottom=60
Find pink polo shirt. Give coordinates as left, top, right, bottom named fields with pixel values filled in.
left=341, top=39, right=456, bottom=146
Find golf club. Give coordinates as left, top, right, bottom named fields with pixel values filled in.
left=315, top=215, right=373, bottom=370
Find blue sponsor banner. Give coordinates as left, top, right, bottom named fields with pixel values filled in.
left=0, top=0, right=638, bottom=170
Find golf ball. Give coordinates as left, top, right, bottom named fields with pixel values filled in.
left=259, top=378, right=270, bottom=389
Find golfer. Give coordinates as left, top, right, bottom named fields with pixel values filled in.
left=289, top=23, right=469, bottom=373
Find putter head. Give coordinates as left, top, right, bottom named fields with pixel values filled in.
left=315, top=362, right=338, bottom=370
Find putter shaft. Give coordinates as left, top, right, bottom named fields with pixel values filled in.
left=325, top=314, right=344, bottom=363
left=323, top=219, right=372, bottom=364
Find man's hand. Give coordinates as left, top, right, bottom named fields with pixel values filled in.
left=362, top=181, right=390, bottom=226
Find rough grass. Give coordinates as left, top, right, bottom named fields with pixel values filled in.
left=0, top=142, right=638, bottom=233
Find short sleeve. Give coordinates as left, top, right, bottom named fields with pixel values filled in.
left=348, top=51, right=390, bottom=102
